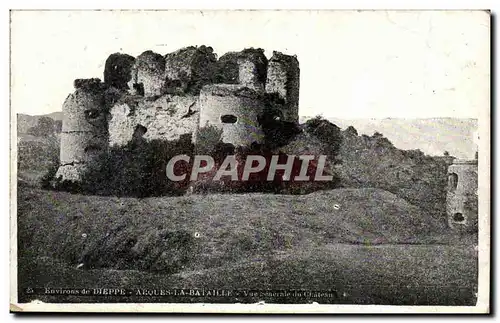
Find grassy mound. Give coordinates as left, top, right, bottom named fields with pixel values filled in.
left=18, top=185, right=449, bottom=274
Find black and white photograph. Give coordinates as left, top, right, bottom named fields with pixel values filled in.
left=9, top=9, right=490, bottom=313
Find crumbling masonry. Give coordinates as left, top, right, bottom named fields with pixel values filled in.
left=55, top=47, right=300, bottom=181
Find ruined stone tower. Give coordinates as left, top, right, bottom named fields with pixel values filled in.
left=198, top=85, right=265, bottom=147
left=128, top=50, right=166, bottom=97
left=195, top=48, right=270, bottom=147
left=164, top=45, right=217, bottom=94
left=265, top=51, right=300, bottom=123
left=55, top=79, right=111, bottom=181
left=446, top=159, right=478, bottom=232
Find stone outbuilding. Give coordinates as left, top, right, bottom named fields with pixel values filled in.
left=446, top=159, right=478, bottom=232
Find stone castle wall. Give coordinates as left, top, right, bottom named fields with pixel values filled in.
left=128, top=50, right=166, bottom=97
left=104, top=53, right=135, bottom=91
left=108, top=94, right=200, bottom=147
left=56, top=46, right=301, bottom=182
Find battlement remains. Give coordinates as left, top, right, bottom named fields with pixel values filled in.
left=127, top=50, right=166, bottom=97
left=164, top=45, right=217, bottom=95
left=215, top=48, right=268, bottom=92
left=266, top=51, right=300, bottom=123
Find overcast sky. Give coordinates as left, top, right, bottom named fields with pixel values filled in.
left=11, top=10, right=489, bottom=119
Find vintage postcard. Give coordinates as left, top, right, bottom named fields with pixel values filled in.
left=10, top=10, right=490, bottom=313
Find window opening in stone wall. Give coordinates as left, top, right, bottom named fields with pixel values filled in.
left=448, top=173, right=458, bottom=192
left=133, top=124, right=148, bottom=139
left=452, top=212, right=465, bottom=223
left=133, top=83, right=145, bottom=96
left=84, top=109, right=101, bottom=120
left=221, top=114, right=238, bottom=124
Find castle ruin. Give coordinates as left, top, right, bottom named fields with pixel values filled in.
left=55, top=47, right=300, bottom=182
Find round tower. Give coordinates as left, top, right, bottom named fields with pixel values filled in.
left=446, top=159, right=478, bottom=232
left=197, top=84, right=265, bottom=147
left=55, top=79, right=109, bottom=182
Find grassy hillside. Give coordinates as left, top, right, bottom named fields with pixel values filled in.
left=17, top=185, right=476, bottom=305
left=283, top=117, right=454, bottom=219
left=334, top=127, right=453, bottom=218
left=18, top=185, right=453, bottom=270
